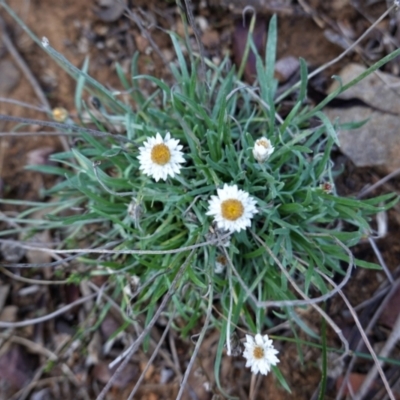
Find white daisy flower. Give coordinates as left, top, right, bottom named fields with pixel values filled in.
left=243, top=333, right=279, bottom=375
left=252, top=137, right=274, bottom=163
left=138, top=132, right=185, bottom=181
left=206, top=184, right=258, bottom=233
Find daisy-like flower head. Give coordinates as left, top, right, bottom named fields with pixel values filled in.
left=252, top=137, right=274, bottom=163
left=243, top=333, right=279, bottom=375
left=138, top=132, right=185, bottom=181
left=320, top=181, right=334, bottom=194
left=206, top=184, right=258, bottom=233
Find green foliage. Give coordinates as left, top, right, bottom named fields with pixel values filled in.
left=1, top=4, right=400, bottom=394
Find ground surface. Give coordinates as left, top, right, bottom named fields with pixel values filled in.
left=1, top=1, right=400, bottom=399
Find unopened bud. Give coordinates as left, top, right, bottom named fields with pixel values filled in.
left=252, top=137, right=274, bottom=163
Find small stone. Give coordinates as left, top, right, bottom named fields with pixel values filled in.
left=95, top=0, right=126, bottom=22
left=135, top=35, right=149, bottom=53
left=0, top=305, right=18, bottom=322
left=0, top=241, right=25, bottom=263
left=325, top=63, right=400, bottom=172
left=162, top=49, right=174, bottom=62
left=195, top=16, right=208, bottom=32
left=201, top=29, right=219, bottom=48
left=274, top=56, right=299, bottom=83
left=175, top=20, right=193, bottom=37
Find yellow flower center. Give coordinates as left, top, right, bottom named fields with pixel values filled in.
left=151, top=143, right=171, bottom=165
left=258, top=139, right=270, bottom=149
left=221, top=199, right=244, bottom=221
left=253, top=346, right=264, bottom=360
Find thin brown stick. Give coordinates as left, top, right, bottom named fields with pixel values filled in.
left=87, top=280, right=183, bottom=379
left=183, top=0, right=206, bottom=80
left=276, top=1, right=396, bottom=103
left=0, top=16, right=50, bottom=111
left=168, top=330, right=183, bottom=377
left=320, top=272, right=395, bottom=400
left=0, top=293, right=97, bottom=328
left=0, top=130, right=106, bottom=138
left=0, top=15, right=70, bottom=152
left=126, top=311, right=175, bottom=400
left=0, top=332, right=58, bottom=360
left=249, top=373, right=257, bottom=400
left=125, top=9, right=167, bottom=64
left=176, top=281, right=213, bottom=400
left=336, top=278, right=400, bottom=400
left=357, top=167, right=400, bottom=199
left=247, top=232, right=350, bottom=355
left=368, top=236, right=393, bottom=283
left=96, top=250, right=194, bottom=400
left=0, top=114, right=134, bottom=143
left=0, top=254, right=81, bottom=268
left=0, top=266, right=69, bottom=284
left=9, top=376, right=67, bottom=400
left=0, top=97, right=48, bottom=111
left=0, top=235, right=231, bottom=256
left=218, top=231, right=354, bottom=308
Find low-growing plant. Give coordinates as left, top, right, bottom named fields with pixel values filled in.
left=1, top=1, right=400, bottom=398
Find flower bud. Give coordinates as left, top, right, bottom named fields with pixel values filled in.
left=52, top=107, right=69, bottom=122
left=252, top=137, right=274, bottom=163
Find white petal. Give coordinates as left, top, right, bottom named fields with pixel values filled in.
left=242, top=333, right=279, bottom=376
left=137, top=132, right=185, bottom=181
left=207, top=185, right=257, bottom=233
left=254, top=334, right=264, bottom=345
